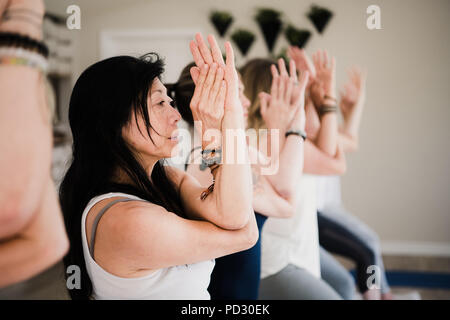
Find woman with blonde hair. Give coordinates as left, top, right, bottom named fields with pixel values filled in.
left=241, top=53, right=354, bottom=299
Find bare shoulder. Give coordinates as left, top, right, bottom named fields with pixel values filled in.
left=86, top=197, right=167, bottom=242
left=107, top=198, right=171, bottom=227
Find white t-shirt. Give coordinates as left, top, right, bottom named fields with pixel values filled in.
left=81, top=192, right=215, bottom=300
left=315, top=175, right=342, bottom=211
left=260, top=174, right=321, bottom=279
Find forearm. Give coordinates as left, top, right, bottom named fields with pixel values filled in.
left=0, top=69, right=52, bottom=239
left=0, top=13, right=52, bottom=238
left=341, top=103, right=364, bottom=141
left=212, top=111, right=253, bottom=229
left=314, top=112, right=339, bottom=156
left=303, top=140, right=346, bottom=175
left=253, top=192, right=294, bottom=218
left=338, top=131, right=358, bottom=153
left=266, top=134, right=304, bottom=201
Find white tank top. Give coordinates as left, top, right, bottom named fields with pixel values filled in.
left=81, top=192, right=215, bottom=300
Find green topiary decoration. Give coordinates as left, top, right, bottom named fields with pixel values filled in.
left=255, top=8, right=283, bottom=54
left=231, top=29, right=255, bottom=56
left=307, top=5, right=333, bottom=34
left=285, top=25, right=311, bottom=49
left=210, top=11, right=234, bottom=37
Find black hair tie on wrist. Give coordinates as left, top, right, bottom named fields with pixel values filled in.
left=318, top=104, right=337, bottom=117
left=0, top=32, right=49, bottom=58
left=285, top=130, right=307, bottom=141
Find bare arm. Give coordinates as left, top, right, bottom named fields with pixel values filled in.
left=0, top=0, right=52, bottom=239
left=339, top=67, right=367, bottom=152
left=0, top=178, right=69, bottom=288
left=303, top=140, right=346, bottom=175
left=186, top=146, right=294, bottom=220
left=338, top=131, right=358, bottom=153
left=310, top=50, right=339, bottom=157
left=260, top=59, right=308, bottom=201
left=184, top=34, right=254, bottom=229
left=251, top=168, right=294, bottom=218
left=87, top=199, right=258, bottom=273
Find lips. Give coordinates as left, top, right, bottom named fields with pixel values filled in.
left=168, top=132, right=181, bottom=142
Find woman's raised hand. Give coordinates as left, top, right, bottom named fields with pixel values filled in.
left=339, top=66, right=366, bottom=119
left=289, top=68, right=310, bottom=131
left=190, top=33, right=241, bottom=115
left=310, top=49, right=336, bottom=108
left=287, top=46, right=316, bottom=85
left=189, top=62, right=226, bottom=149
left=259, top=58, right=308, bottom=132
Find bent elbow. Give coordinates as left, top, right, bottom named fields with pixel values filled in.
left=218, top=208, right=251, bottom=230
left=0, top=200, right=35, bottom=239
left=248, top=227, right=259, bottom=248
left=347, top=141, right=359, bottom=153
left=38, top=228, right=70, bottom=268
left=276, top=189, right=293, bottom=203
left=339, top=161, right=347, bottom=175
left=242, top=220, right=259, bottom=250
left=283, top=206, right=295, bottom=218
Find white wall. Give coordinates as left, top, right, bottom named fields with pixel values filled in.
left=45, top=0, right=450, bottom=254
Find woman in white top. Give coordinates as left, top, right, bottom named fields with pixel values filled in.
left=59, top=34, right=258, bottom=299
left=290, top=46, right=393, bottom=299
left=171, top=58, right=308, bottom=299
left=241, top=51, right=349, bottom=299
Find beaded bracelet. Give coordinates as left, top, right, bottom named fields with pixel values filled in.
left=200, top=147, right=222, bottom=169
left=0, top=47, right=48, bottom=73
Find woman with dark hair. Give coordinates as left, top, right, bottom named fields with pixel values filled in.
left=60, top=34, right=257, bottom=300
left=170, top=35, right=309, bottom=299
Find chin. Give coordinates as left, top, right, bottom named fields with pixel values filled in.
left=166, top=141, right=181, bottom=159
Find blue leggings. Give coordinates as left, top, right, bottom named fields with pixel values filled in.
left=208, top=213, right=267, bottom=300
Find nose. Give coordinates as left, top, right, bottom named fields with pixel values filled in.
left=170, top=106, right=181, bottom=124
left=241, top=94, right=251, bottom=110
